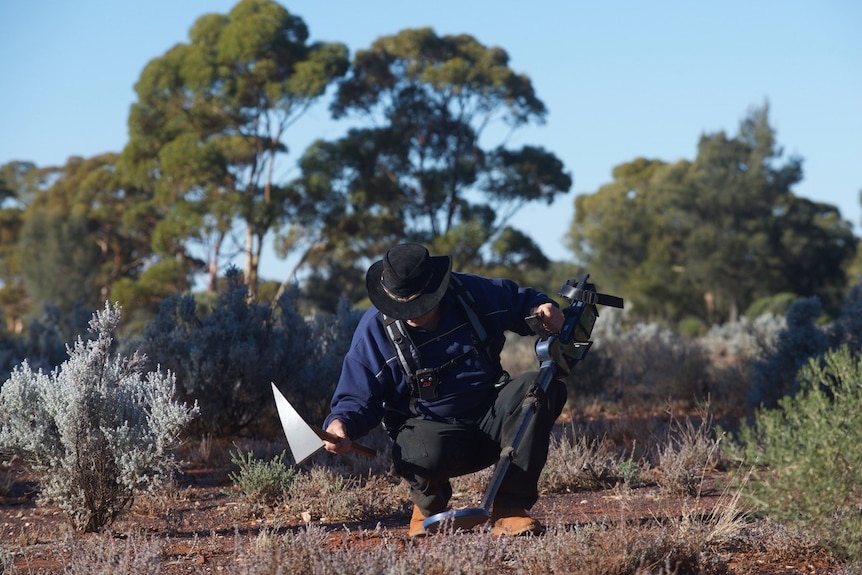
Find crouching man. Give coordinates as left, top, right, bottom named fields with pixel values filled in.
left=322, top=243, right=566, bottom=537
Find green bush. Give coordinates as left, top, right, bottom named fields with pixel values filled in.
left=229, top=448, right=298, bottom=506
left=677, top=316, right=708, bottom=338
left=744, top=292, right=797, bottom=319
left=738, top=346, right=862, bottom=559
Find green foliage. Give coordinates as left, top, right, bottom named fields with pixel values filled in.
left=121, top=0, right=349, bottom=296
left=845, top=236, right=862, bottom=287
left=17, top=209, right=101, bottom=313
left=109, top=259, right=192, bottom=335
left=738, top=347, right=862, bottom=559
left=0, top=302, right=198, bottom=532
left=299, top=258, right=368, bottom=315
left=488, top=226, right=550, bottom=270
left=568, top=104, right=856, bottom=325
left=744, top=292, right=797, bottom=319
left=294, top=26, right=570, bottom=280
left=0, top=161, right=36, bottom=332
left=677, top=316, right=708, bottom=338
left=229, top=447, right=298, bottom=506
left=14, top=155, right=160, bottom=320
left=616, top=460, right=642, bottom=487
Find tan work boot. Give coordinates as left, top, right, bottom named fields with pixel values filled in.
left=408, top=505, right=428, bottom=538
left=490, top=504, right=543, bottom=537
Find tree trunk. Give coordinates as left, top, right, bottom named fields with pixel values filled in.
left=244, top=223, right=259, bottom=301
left=208, top=233, right=223, bottom=292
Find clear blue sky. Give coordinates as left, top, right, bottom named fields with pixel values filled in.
left=1, top=1, right=860, bottom=282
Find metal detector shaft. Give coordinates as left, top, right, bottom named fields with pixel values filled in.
left=475, top=274, right=606, bottom=514
left=423, top=274, right=621, bottom=533
left=477, top=361, right=558, bottom=512
left=423, top=360, right=558, bottom=533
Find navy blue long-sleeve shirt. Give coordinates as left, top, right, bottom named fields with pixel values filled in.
left=323, top=272, right=556, bottom=439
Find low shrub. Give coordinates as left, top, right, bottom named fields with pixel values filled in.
left=229, top=448, right=299, bottom=506
left=0, top=304, right=74, bottom=390
left=0, top=302, right=198, bottom=532
left=836, top=282, right=862, bottom=353
left=281, top=466, right=404, bottom=523
left=738, top=346, right=862, bottom=560
left=602, top=322, right=711, bottom=405
left=235, top=506, right=747, bottom=575
left=62, top=532, right=162, bottom=575
left=748, top=297, right=831, bottom=408
left=699, top=313, right=786, bottom=361
left=542, top=427, right=625, bottom=492
left=129, top=270, right=361, bottom=436
left=744, top=292, right=797, bottom=319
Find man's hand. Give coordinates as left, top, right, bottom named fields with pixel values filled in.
left=323, top=419, right=352, bottom=456
left=530, top=302, right=564, bottom=334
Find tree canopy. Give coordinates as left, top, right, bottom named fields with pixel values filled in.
left=288, top=27, right=571, bottom=305
left=14, top=155, right=167, bottom=322
left=120, top=0, right=349, bottom=298
left=0, top=161, right=39, bottom=333
left=1, top=3, right=859, bottom=332
left=569, top=104, right=857, bottom=326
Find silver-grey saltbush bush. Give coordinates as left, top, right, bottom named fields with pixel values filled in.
left=129, top=272, right=361, bottom=436
left=0, top=302, right=198, bottom=532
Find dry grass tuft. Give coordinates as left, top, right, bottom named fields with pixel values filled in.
left=657, top=408, right=724, bottom=498
left=542, top=426, right=629, bottom=492
left=281, top=466, right=405, bottom=524
left=62, top=532, right=162, bottom=575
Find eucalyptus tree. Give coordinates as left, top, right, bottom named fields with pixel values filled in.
left=0, top=161, right=41, bottom=333
left=121, top=0, right=349, bottom=297
left=294, top=27, right=571, bottom=277
left=570, top=105, right=856, bottom=325
left=569, top=157, right=706, bottom=322
left=678, top=105, right=855, bottom=320
left=15, top=154, right=162, bottom=319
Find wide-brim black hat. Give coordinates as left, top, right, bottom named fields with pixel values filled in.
left=366, top=243, right=452, bottom=320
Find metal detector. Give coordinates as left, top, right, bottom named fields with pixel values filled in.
left=422, top=274, right=623, bottom=533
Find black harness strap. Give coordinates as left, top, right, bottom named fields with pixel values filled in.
left=382, top=313, right=421, bottom=379
left=382, top=274, right=499, bottom=398
left=448, top=274, right=499, bottom=374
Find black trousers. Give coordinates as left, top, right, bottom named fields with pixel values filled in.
left=391, top=371, right=567, bottom=516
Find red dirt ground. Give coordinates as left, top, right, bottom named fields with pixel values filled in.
left=0, top=457, right=842, bottom=575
